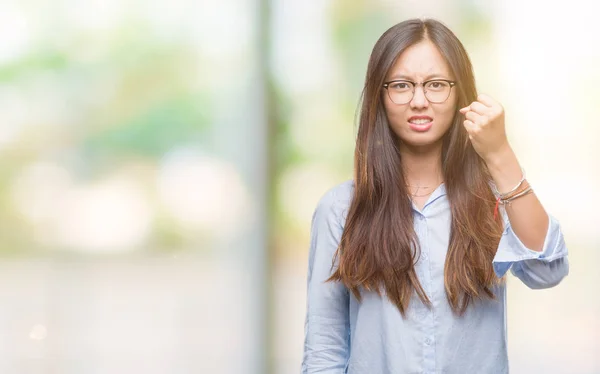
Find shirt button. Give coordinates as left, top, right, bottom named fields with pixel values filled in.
left=424, top=338, right=432, bottom=345
left=422, top=253, right=428, bottom=261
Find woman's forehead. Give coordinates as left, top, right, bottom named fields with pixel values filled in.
left=388, top=41, right=452, bottom=79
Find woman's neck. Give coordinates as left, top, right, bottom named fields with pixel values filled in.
left=400, top=142, right=444, bottom=188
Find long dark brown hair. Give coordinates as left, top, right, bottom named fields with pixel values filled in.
left=328, top=18, right=503, bottom=316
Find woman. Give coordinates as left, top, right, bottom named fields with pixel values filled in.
left=301, top=18, right=568, bottom=374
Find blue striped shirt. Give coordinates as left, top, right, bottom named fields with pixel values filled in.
left=301, top=180, right=568, bottom=374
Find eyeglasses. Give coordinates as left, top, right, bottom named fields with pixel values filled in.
left=382, top=79, right=456, bottom=104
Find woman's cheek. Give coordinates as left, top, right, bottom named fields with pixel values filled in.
left=438, top=107, right=455, bottom=125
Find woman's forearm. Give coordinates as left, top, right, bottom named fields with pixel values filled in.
left=484, top=145, right=549, bottom=252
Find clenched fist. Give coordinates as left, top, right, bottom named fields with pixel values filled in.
left=459, top=94, right=510, bottom=162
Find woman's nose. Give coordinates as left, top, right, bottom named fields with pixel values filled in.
left=410, top=86, right=429, bottom=108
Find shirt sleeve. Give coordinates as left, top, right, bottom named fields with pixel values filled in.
left=492, top=210, right=569, bottom=289
left=301, top=189, right=351, bottom=374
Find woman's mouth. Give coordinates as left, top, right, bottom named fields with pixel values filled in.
left=408, top=118, right=433, bottom=132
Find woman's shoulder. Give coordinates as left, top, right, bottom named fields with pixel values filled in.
left=314, top=179, right=355, bottom=221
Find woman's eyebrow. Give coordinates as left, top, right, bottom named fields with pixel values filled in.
left=388, top=73, right=448, bottom=80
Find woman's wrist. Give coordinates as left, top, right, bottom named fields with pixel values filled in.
left=483, top=144, right=524, bottom=194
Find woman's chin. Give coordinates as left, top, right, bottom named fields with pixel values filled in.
left=398, top=132, right=445, bottom=149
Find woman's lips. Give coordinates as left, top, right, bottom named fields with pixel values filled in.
left=408, top=120, right=433, bottom=132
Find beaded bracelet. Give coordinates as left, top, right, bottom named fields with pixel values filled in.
left=500, top=186, right=533, bottom=205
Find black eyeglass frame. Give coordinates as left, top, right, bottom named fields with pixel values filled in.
left=382, top=79, right=457, bottom=104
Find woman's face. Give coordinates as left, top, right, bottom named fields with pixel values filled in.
left=383, top=40, right=458, bottom=149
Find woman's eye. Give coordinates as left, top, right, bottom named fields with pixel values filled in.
left=429, top=81, right=448, bottom=89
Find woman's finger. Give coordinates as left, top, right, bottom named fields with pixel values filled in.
left=464, top=110, right=485, bottom=125
left=476, top=93, right=496, bottom=108
left=468, top=101, right=489, bottom=115
left=463, top=120, right=478, bottom=137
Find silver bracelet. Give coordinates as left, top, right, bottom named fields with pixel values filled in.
left=491, top=167, right=526, bottom=198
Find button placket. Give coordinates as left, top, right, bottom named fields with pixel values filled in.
left=420, top=215, right=430, bottom=263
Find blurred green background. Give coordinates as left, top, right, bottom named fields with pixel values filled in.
left=0, top=0, right=598, bottom=373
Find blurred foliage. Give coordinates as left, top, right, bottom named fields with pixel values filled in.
left=0, top=50, right=70, bottom=82
left=0, top=15, right=214, bottom=255
left=82, top=93, right=211, bottom=166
